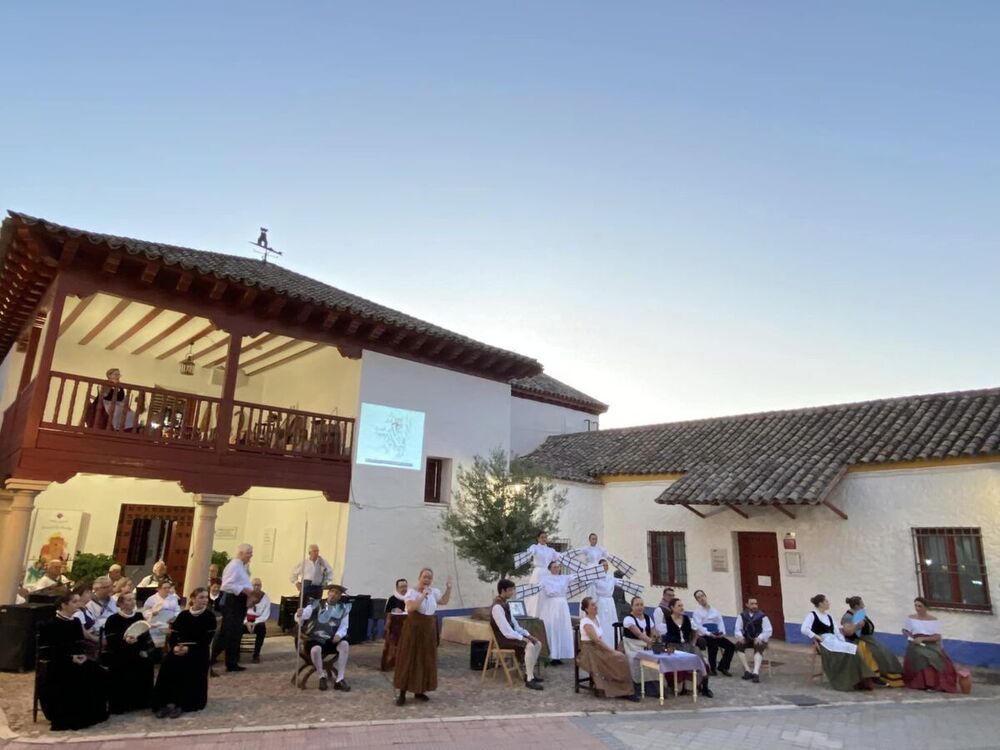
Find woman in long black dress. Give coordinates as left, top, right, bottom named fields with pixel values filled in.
left=152, top=587, right=216, bottom=718
left=104, top=591, right=155, bottom=713
left=37, top=591, right=109, bottom=731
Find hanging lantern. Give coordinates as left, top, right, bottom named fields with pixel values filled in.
left=179, top=341, right=196, bottom=376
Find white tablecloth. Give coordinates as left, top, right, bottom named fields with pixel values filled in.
left=632, top=649, right=707, bottom=675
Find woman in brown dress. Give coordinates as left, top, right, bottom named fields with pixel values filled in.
left=393, top=567, right=452, bottom=706
left=578, top=596, right=639, bottom=701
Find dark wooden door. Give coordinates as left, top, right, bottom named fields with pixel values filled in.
left=737, top=532, right=785, bottom=640
left=114, top=504, right=194, bottom=594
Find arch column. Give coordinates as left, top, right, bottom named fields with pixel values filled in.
left=0, top=479, right=50, bottom=604
left=186, top=494, right=229, bottom=592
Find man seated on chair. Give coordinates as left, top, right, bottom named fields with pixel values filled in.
left=491, top=579, right=543, bottom=690
left=734, top=596, right=773, bottom=683
left=296, top=583, right=351, bottom=692
left=244, top=577, right=271, bottom=663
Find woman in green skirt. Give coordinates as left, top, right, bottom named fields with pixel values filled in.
left=800, top=594, right=876, bottom=691
left=841, top=596, right=903, bottom=687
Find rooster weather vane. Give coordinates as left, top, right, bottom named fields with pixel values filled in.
left=249, top=227, right=283, bottom=265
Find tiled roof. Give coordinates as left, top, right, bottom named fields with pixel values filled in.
left=511, top=373, right=608, bottom=415
left=3, top=212, right=542, bottom=378
left=525, top=387, right=1000, bottom=506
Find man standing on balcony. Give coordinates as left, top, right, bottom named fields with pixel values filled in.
left=219, top=544, right=254, bottom=672
left=290, top=544, right=334, bottom=602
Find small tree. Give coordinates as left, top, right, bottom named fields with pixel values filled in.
left=440, top=447, right=566, bottom=582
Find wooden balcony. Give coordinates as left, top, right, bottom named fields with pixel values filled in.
left=0, top=371, right=354, bottom=497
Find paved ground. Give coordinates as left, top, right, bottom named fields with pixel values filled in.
left=1, top=635, right=997, bottom=747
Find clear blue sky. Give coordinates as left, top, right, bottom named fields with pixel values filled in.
left=2, top=3, right=997, bottom=427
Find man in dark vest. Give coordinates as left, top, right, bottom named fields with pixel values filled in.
left=733, top=596, right=773, bottom=683
left=490, top=579, right=543, bottom=690
left=296, top=584, right=352, bottom=692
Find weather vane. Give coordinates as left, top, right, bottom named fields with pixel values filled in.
left=249, top=227, right=283, bottom=264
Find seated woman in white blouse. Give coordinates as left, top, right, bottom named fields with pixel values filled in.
left=800, top=593, right=874, bottom=692
left=901, top=597, right=958, bottom=692
left=578, top=597, right=639, bottom=702
left=620, top=596, right=655, bottom=697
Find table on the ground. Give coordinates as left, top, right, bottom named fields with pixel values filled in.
left=633, top=649, right=707, bottom=705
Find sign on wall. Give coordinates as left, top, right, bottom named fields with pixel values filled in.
left=27, top=510, right=86, bottom=568
left=710, top=548, right=728, bottom=573
left=215, top=526, right=238, bottom=541
left=785, top=551, right=804, bottom=576
left=261, top=527, right=277, bottom=563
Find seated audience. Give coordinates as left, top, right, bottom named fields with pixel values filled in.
left=112, top=576, right=134, bottom=603
left=103, top=591, right=155, bottom=713
left=37, top=590, right=109, bottom=730
left=490, top=579, right=543, bottom=690
left=842, top=595, right=903, bottom=687
left=577, top=597, right=639, bottom=701
left=734, top=596, right=772, bottom=683
left=902, top=597, right=958, bottom=692
left=152, top=587, right=217, bottom=718
left=244, top=577, right=271, bottom=663
left=801, top=593, right=876, bottom=691
left=143, top=581, right=181, bottom=648
left=296, top=584, right=352, bottom=692
left=137, top=560, right=173, bottom=588
left=108, top=563, right=131, bottom=588
left=208, top=578, right=223, bottom=611
left=621, top=595, right=656, bottom=699
left=692, top=589, right=735, bottom=676
left=30, top=559, right=70, bottom=591
left=85, top=575, right=118, bottom=634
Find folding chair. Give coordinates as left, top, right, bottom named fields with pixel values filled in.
left=480, top=633, right=523, bottom=686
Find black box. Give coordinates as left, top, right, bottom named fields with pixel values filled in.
left=0, top=602, right=56, bottom=671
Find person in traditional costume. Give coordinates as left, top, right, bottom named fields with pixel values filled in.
left=536, top=560, right=576, bottom=664
left=491, top=579, right=543, bottom=690
left=296, top=583, right=352, bottom=692
left=841, top=596, right=903, bottom=688
left=218, top=543, right=254, bottom=672
left=386, top=578, right=408, bottom=614
left=37, top=591, right=109, bottom=731
left=651, top=587, right=675, bottom=636
left=137, top=560, right=173, bottom=589
left=692, top=589, right=735, bottom=677
left=578, top=597, right=639, bottom=701
left=103, top=591, right=155, bottom=713
left=621, top=595, right=656, bottom=699
left=394, top=567, right=452, bottom=706
left=522, top=531, right=561, bottom=616
left=71, top=583, right=101, bottom=660
left=593, top=559, right=619, bottom=648
left=902, top=597, right=958, bottom=692
left=208, top=578, right=222, bottom=610
left=801, top=593, right=876, bottom=691
left=381, top=578, right=408, bottom=671
left=143, top=580, right=181, bottom=648
left=85, top=575, right=118, bottom=634
left=290, top=544, right=335, bottom=602
left=108, top=563, right=129, bottom=588
left=660, top=598, right=713, bottom=697
left=244, top=577, right=271, bottom=664
left=152, top=587, right=217, bottom=718
left=580, top=533, right=608, bottom=566
left=734, top=596, right=772, bottom=683
left=111, top=576, right=134, bottom=604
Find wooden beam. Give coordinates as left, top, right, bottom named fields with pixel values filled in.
left=102, top=252, right=122, bottom=275
left=175, top=273, right=193, bottom=293
left=265, top=297, right=287, bottom=317
left=727, top=503, right=750, bottom=520
left=321, top=310, right=340, bottom=330
left=345, top=318, right=362, bottom=335
left=78, top=298, right=131, bottom=345
left=390, top=329, right=408, bottom=346
left=141, top=260, right=161, bottom=284
left=295, top=304, right=314, bottom=325
left=337, top=344, right=362, bottom=360
left=239, top=338, right=307, bottom=369
left=368, top=323, right=386, bottom=341
left=57, top=295, right=96, bottom=337
left=239, top=288, right=259, bottom=309
left=428, top=340, right=447, bottom=357
left=681, top=504, right=707, bottom=519
left=209, top=280, right=228, bottom=301
left=462, top=350, right=481, bottom=366
left=772, top=503, right=797, bottom=519
left=156, top=323, right=216, bottom=360
left=190, top=334, right=231, bottom=361
left=446, top=344, right=465, bottom=361
left=105, top=307, right=164, bottom=350
left=246, top=344, right=324, bottom=376
left=407, top=335, right=428, bottom=352
left=215, top=335, right=243, bottom=454
left=478, top=354, right=499, bottom=371
left=17, top=321, right=43, bottom=391
left=132, top=313, right=195, bottom=356
left=202, top=332, right=279, bottom=367
left=822, top=499, right=848, bottom=521
left=59, top=239, right=79, bottom=267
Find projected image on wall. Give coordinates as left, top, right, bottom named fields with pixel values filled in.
left=355, top=402, right=426, bottom=470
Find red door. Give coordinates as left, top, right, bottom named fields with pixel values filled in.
left=737, top=532, right=785, bottom=640
left=114, top=504, right=194, bottom=594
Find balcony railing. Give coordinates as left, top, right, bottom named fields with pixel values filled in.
left=0, top=380, right=35, bottom=462
left=231, top=401, right=354, bottom=460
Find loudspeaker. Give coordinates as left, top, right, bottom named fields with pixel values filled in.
left=278, top=596, right=301, bottom=633
left=470, top=639, right=489, bottom=670
left=0, top=602, right=56, bottom=671
left=344, top=594, right=371, bottom=645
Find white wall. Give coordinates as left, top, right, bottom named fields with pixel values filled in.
left=258, top=346, right=360, bottom=418
left=341, top=350, right=512, bottom=608
left=510, top=396, right=598, bottom=457
left=578, top=462, right=1000, bottom=647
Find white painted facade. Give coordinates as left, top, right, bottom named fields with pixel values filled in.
left=510, top=396, right=598, bottom=458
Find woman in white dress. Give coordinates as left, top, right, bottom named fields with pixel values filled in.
left=536, top=560, right=576, bottom=663
left=902, top=597, right=958, bottom=692
left=593, top=560, right=618, bottom=648
left=523, top=532, right=560, bottom=617
left=621, top=596, right=655, bottom=694
left=143, top=581, right=181, bottom=649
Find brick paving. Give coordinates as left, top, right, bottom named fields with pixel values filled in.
left=1, top=636, right=996, bottom=746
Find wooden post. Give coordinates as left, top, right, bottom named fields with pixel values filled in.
left=214, top=332, right=243, bottom=455
left=21, top=288, right=66, bottom=450
left=17, top=319, right=44, bottom=393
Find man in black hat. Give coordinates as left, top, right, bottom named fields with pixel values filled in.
left=296, top=583, right=352, bottom=692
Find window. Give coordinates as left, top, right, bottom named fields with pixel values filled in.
left=549, top=539, right=570, bottom=554
left=648, top=531, right=687, bottom=588
left=424, top=457, right=450, bottom=504
left=913, top=527, right=991, bottom=611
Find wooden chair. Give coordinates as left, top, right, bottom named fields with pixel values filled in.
left=573, top=623, right=596, bottom=695
left=291, top=635, right=338, bottom=689
left=807, top=643, right=824, bottom=683
left=480, top=633, right=523, bottom=686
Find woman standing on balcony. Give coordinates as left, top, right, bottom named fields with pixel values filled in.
left=102, top=368, right=136, bottom=431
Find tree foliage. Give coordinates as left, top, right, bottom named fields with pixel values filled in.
left=440, top=447, right=566, bottom=583
left=67, top=552, right=117, bottom=585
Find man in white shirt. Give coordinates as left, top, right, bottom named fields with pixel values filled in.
left=244, top=577, right=272, bottom=664
left=29, top=560, right=70, bottom=591
left=290, top=544, right=334, bottom=602
left=85, top=576, right=118, bottom=633
left=490, top=579, right=543, bottom=690
left=652, top=587, right=675, bottom=636
left=296, top=584, right=351, bottom=692
left=219, top=544, right=254, bottom=672
left=692, top=589, right=735, bottom=676
left=734, top=596, right=773, bottom=683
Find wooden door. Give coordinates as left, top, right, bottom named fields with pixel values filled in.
left=737, top=532, right=785, bottom=640
left=114, top=504, right=195, bottom=594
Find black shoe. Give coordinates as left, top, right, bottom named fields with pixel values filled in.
left=678, top=688, right=691, bottom=696
left=624, top=694, right=641, bottom=702
left=319, top=676, right=329, bottom=691
left=709, top=667, right=718, bottom=676
left=752, top=674, right=760, bottom=684
left=719, top=668, right=731, bottom=677
left=155, top=707, right=170, bottom=719
left=396, top=691, right=406, bottom=706
left=525, top=680, right=543, bottom=690
left=549, top=659, right=563, bottom=666
left=700, top=687, right=714, bottom=698
left=530, top=677, right=544, bottom=684
left=226, top=665, right=246, bottom=672
left=414, top=693, right=430, bottom=702
left=742, top=670, right=753, bottom=680
left=252, top=654, right=260, bottom=664
left=334, top=680, right=351, bottom=692
left=873, top=677, right=887, bottom=686
left=168, top=705, right=183, bottom=718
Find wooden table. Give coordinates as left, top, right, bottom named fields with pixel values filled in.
left=635, top=649, right=707, bottom=704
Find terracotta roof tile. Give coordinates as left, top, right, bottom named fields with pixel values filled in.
left=510, top=373, right=608, bottom=415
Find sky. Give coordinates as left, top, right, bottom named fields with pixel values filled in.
left=2, top=2, right=997, bottom=428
